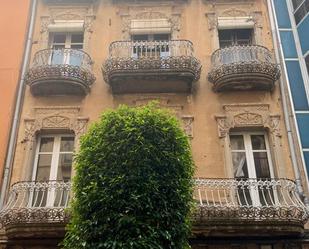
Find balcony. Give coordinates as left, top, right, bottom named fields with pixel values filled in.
left=102, top=40, right=201, bottom=94
left=208, top=45, right=280, bottom=92
left=0, top=181, right=71, bottom=240
left=193, top=178, right=309, bottom=237
left=1, top=179, right=307, bottom=240
left=25, top=49, right=95, bottom=96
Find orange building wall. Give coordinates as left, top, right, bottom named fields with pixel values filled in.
left=0, top=0, right=31, bottom=187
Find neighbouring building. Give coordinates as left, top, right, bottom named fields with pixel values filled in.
left=0, top=0, right=31, bottom=190
left=0, top=0, right=309, bottom=248
left=269, top=0, right=309, bottom=202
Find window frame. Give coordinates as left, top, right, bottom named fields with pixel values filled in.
left=31, top=134, right=75, bottom=183
left=218, top=28, right=254, bottom=48
left=229, top=131, right=276, bottom=206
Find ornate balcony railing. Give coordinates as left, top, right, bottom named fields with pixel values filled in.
left=1, top=178, right=307, bottom=232
left=208, top=45, right=280, bottom=91
left=25, top=48, right=95, bottom=95
left=193, top=178, right=308, bottom=224
left=0, top=181, right=71, bottom=226
left=102, top=40, right=201, bottom=93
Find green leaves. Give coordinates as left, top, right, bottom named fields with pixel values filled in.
left=62, top=103, right=194, bottom=249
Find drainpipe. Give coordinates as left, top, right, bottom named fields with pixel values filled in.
left=0, top=0, right=38, bottom=208
left=267, top=0, right=308, bottom=204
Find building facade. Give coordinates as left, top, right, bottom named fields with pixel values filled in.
left=269, top=0, right=309, bottom=197
left=0, top=0, right=309, bottom=248
left=0, top=0, right=31, bottom=189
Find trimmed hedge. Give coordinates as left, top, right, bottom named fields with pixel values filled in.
left=62, top=104, right=194, bottom=249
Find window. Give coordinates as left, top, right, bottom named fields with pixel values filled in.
left=230, top=132, right=274, bottom=206
left=49, top=32, right=84, bottom=66
left=33, top=135, right=74, bottom=182
left=32, top=135, right=74, bottom=207
left=293, top=0, right=309, bottom=25
left=131, top=33, right=170, bottom=58
left=218, top=29, right=253, bottom=48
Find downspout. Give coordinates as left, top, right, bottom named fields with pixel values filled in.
left=0, top=0, right=38, bottom=208
left=267, top=0, right=308, bottom=203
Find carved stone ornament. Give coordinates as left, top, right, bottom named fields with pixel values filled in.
left=40, top=6, right=96, bottom=34
left=215, top=104, right=281, bottom=138
left=119, top=10, right=181, bottom=40
left=205, top=5, right=261, bottom=32
left=23, top=107, right=89, bottom=143
left=182, top=115, right=194, bottom=138
left=205, top=12, right=217, bottom=30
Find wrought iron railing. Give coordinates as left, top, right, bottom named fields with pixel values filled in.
left=210, top=45, right=274, bottom=68
left=1, top=178, right=307, bottom=226
left=0, top=181, right=71, bottom=225
left=108, top=40, right=195, bottom=58
left=193, top=178, right=309, bottom=223
left=31, top=48, right=93, bottom=71
left=103, top=40, right=201, bottom=83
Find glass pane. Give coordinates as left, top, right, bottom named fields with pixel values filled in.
left=39, top=137, right=54, bottom=152
left=230, top=135, right=245, bottom=150
left=251, top=135, right=266, bottom=150
left=70, top=44, right=83, bottom=49
left=132, top=34, right=148, bottom=41
left=69, top=53, right=82, bottom=66
left=219, top=40, right=233, bottom=48
left=54, top=185, right=70, bottom=207
left=254, top=152, right=271, bottom=178
left=292, top=0, right=305, bottom=9
left=236, top=29, right=252, bottom=41
left=71, top=33, right=84, bottom=43
left=258, top=184, right=275, bottom=206
left=52, top=33, right=66, bottom=43
left=50, top=49, right=64, bottom=65
left=219, top=30, right=233, bottom=41
left=32, top=187, right=48, bottom=207
left=153, top=34, right=170, bottom=41
left=60, top=137, right=75, bottom=152
left=232, top=152, right=248, bottom=178
left=57, top=154, right=73, bottom=181
left=36, top=154, right=52, bottom=181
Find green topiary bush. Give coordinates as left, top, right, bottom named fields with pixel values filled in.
left=62, top=103, right=194, bottom=249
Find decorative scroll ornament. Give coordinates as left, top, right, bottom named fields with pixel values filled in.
left=215, top=104, right=281, bottom=138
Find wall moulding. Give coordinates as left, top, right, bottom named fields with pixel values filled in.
left=39, top=6, right=96, bottom=49
left=118, top=8, right=181, bottom=39
left=22, top=106, right=89, bottom=144
left=215, top=103, right=281, bottom=138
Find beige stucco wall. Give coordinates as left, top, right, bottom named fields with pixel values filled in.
left=8, top=0, right=296, bottom=188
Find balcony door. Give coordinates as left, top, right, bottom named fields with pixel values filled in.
left=131, top=33, right=170, bottom=58
left=229, top=132, right=275, bottom=206
left=218, top=29, right=254, bottom=64
left=49, top=33, right=84, bottom=67
left=32, top=135, right=74, bottom=207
